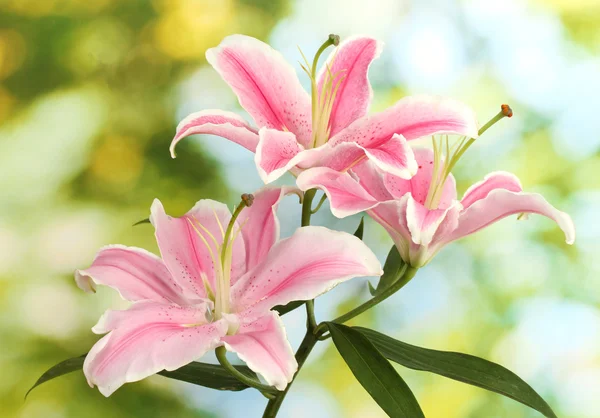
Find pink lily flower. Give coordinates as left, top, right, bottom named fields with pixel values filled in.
left=170, top=34, right=479, bottom=183
left=296, top=148, right=575, bottom=267
left=75, top=187, right=382, bottom=396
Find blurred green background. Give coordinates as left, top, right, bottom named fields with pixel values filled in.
left=1, top=0, right=599, bottom=417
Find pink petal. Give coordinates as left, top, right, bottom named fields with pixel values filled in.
left=405, top=196, right=459, bottom=246
left=460, top=171, right=522, bottom=209
left=221, top=311, right=296, bottom=390
left=84, top=301, right=227, bottom=396
left=297, top=135, right=417, bottom=179
left=206, top=35, right=312, bottom=146
left=383, top=148, right=457, bottom=208
left=317, top=36, right=381, bottom=135
left=150, top=199, right=246, bottom=298
left=170, top=109, right=259, bottom=157
left=75, top=245, right=189, bottom=305
left=351, top=160, right=394, bottom=201
left=296, top=168, right=380, bottom=218
left=231, top=225, right=382, bottom=314
left=448, top=189, right=576, bottom=245
left=255, top=128, right=304, bottom=183
left=330, top=95, right=479, bottom=147
left=368, top=198, right=414, bottom=264
left=238, top=186, right=300, bottom=270
left=362, top=134, right=417, bottom=179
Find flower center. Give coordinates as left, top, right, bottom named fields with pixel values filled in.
left=423, top=105, right=513, bottom=210
left=186, top=194, right=253, bottom=320
left=299, top=34, right=345, bottom=148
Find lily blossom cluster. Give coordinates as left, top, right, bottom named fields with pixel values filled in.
left=171, top=34, right=478, bottom=183
left=70, top=32, right=577, bottom=407
left=75, top=187, right=381, bottom=395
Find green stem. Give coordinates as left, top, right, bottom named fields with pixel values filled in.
left=310, top=192, right=327, bottom=214
left=306, top=299, right=317, bottom=331
left=301, top=189, right=317, bottom=227
left=215, top=346, right=278, bottom=399
left=314, top=266, right=419, bottom=337
left=262, top=331, right=319, bottom=417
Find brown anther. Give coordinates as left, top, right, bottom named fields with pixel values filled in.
left=241, top=193, right=254, bottom=207
left=329, top=34, right=340, bottom=46
left=501, top=104, right=513, bottom=118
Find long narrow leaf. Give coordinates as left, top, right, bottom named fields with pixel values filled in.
left=26, top=354, right=86, bottom=399
left=327, top=323, right=424, bottom=418
left=26, top=355, right=255, bottom=398
left=357, top=327, right=557, bottom=418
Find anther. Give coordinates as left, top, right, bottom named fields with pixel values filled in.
left=241, top=193, right=255, bottom=207
left=501, top=104, right=513, bottom=118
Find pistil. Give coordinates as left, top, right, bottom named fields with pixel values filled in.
left=214, top=193, right=254, bottom=319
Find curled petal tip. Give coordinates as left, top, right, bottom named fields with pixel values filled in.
left=501, top=104, right=513, bottom=118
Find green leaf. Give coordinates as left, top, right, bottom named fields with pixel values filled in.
left=133, top=218, right=150, bottom=226
left=326, top=323, right=424, bottom=418
left=26, top=354, right=86, bottom=399
left=273, top=300, right=305, bottom=316
left=357, top=327, right=557, bottom=418
left=159, top=361, right=256, bottom=391
left=353, top=217, right=365, bottom=240
left=27, top=355, right=255, bottom=398
left=370, top=245, right=407, bottom=296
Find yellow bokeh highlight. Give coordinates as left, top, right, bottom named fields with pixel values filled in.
left=0, top=29, right=26, bottom=80
left=90, top=135, right=144, bottom=189
left=152, top=0, right=236, bottom=60
left=4, top=0, right=114, bottom=17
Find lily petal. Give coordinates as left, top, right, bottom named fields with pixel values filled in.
left=383, top=148, right=457, bottom=208
left=361, top=134, right=417, bottom=179
left=150, top=199, right=246, bottom=298
left=405, top=196, right=460, bottom=247
left=238, top=187, right=300, bottom=270
left=460, top=171, right=522, bottom=209
left=317, top=36, right=381, bottom=135
left=84, top=301, right=227, bottom=397
left=221, top=311, right=296, bottom=391
left=255, top=128, right=304, bottom=183
left=351, top=160, right=394, bottom=201
left=75, top=245, right=189, bottom=305
left=330, top=95, right=479, bottom=148
left=449, top=189, right=576, bottom=245
left=231, top=226, right=382, bottom=314
left=206, top=35, right=312, bottom=145
left=296, top=167, right=379, bottom=218
left=170, top=109, right=259, bottom=157
left=297, top=134, right=417, bottom=179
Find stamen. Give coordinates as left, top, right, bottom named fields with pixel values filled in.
left=212, top=210, right=225, bottom=241
left=299, top=34, right=342, bottom=148
left=186, top=218, right=218, bottom=269
left=191, top=215, right=220, bottom=251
